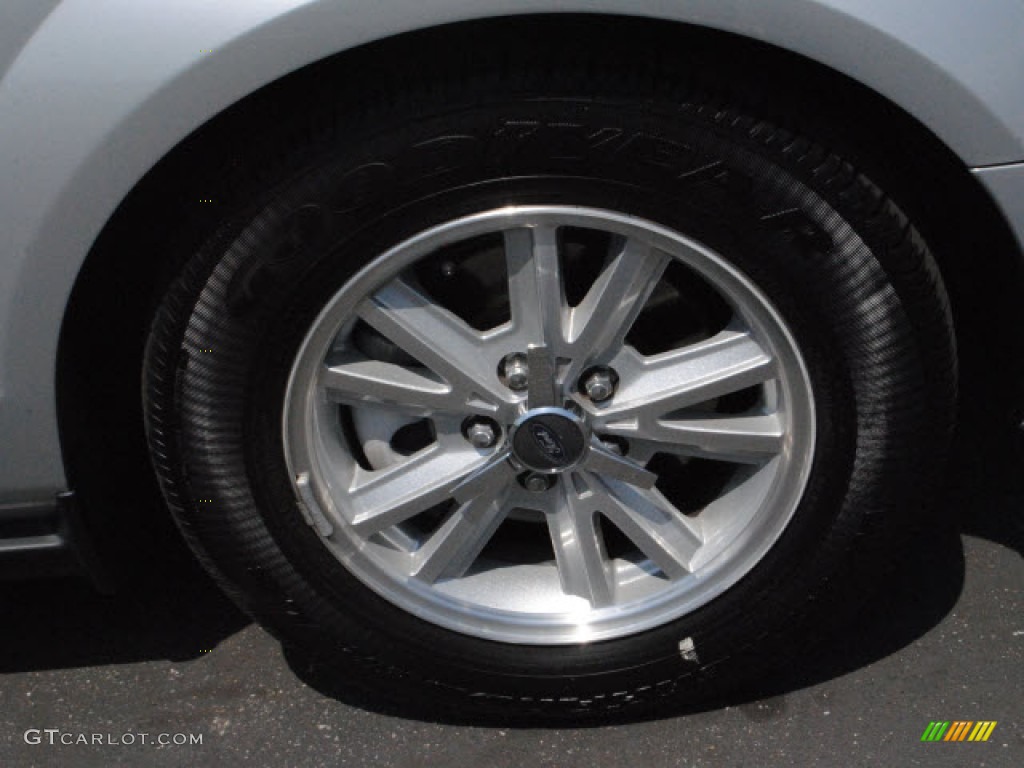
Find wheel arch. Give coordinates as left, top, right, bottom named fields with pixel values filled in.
left=51, top=14, right=1024, bottom=549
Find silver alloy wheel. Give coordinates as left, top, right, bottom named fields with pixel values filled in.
left=283, top=206, right=815, bottom=645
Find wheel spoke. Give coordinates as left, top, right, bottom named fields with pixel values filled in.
left=410, top=486, right=508, bottom=584
left=582, top=439, right=658, bottom=488
left=504, top=225, right=565, bottom=347
left=322, top=354, right=493, bottom=417
left=526, top=344, right=558, bottom=409
left=451, top=452, right=516, bottom=505
left=548, top=480, right=615, bottom=607
left=563, top=238, right=669, bottom=373
left=596, top=330, right=775, bottom=429
left=357, top=278, right=511, bottom=415
left=346, top=439, right=485, bottom=535
left=593, top=477, right=702, bottom=580
left=612, top=413, right=785, bottom=464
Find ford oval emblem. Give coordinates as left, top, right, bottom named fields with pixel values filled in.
left=529, top=423, right=565, bottom=460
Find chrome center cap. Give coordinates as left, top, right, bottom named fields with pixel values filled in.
left=510, top=407, right=589, bottom=474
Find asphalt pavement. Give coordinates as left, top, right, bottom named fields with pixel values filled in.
left=1, top=454, right=1021, bottom=768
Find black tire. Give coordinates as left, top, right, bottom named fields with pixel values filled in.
left=142, top=56, right=955, bottom=718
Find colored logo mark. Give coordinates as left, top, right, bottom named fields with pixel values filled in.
left=921, top=721, right=997, bottom=742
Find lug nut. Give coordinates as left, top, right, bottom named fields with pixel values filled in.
left=581, top=367, right=617, bottom=403
left=501, top=353, right=530, bottom=392
left=463, top=418, right=500, bottom=450
left=521, top=473, right=555, bottom=493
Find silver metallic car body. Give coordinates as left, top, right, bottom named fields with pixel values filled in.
left=1, top=0, right=1023, bottom=516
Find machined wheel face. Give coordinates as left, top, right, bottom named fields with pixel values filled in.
left=283, top=206, right=815, bottom=644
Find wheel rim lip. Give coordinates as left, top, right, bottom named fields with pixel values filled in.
left=283, top=205, right=816, bottom=645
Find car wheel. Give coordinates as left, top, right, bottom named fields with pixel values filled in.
left=143, top=60, right=955, bottom=716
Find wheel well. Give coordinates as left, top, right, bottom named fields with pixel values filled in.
left=57, top=14, right=1024, bottom=557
